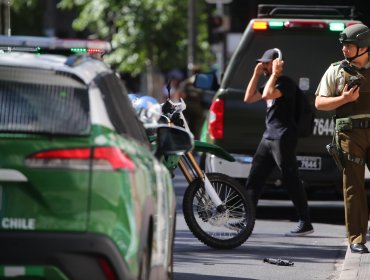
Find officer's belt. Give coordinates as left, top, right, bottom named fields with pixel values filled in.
left=336, top=117, right=370, bottom=131
left=352, top=119, right=370, bottom=128
left=335, top=117, right=367, bottom=166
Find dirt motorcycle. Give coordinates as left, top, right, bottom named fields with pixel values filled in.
left=132, top=94, right=255, bottom=249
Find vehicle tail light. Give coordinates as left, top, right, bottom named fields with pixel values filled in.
left=98, top=258, right=118, bottom=280
left=284, top=20, right=326, bottom=29
left=252, top=21, right=268, bottom=30
left=70, top=48, right=87, bottom=53
left=209, top=99, right=224, bottom=139
left=25, top=147, right=135, bottom=172
left=269, top=21, right=284, bottom=29
left=253, top=19, right=357, bottom=32
left=346, top=22, right=361, bottom=27
left=70, top=48, right=105, bottom=54
left=87, top=48, right=105, bottom=54
left=329, top=22, right=345, bottom=31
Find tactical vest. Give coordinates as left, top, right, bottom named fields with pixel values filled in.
left=336, top=67, right=370, bottom=118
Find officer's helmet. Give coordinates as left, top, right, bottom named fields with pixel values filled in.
left=339, top=23, right=370, bottom=48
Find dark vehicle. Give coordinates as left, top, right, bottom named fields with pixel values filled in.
left=198, top=5, right=366, bottom=195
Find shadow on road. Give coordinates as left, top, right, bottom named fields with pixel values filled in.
left=174, top=272, right=256, bottom=280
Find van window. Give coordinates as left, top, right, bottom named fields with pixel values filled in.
left=225, top=29, right=343, bottom=93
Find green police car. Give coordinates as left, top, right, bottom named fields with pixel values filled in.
left=0, top=37, right=192, bottom=280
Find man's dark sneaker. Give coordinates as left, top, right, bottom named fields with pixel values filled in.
left=285, top=220, right=314, bottom=236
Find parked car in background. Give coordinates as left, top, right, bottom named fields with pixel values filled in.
left=197, top=5, right=366, bottom=197
left=0, top=36, right=192, bottom=280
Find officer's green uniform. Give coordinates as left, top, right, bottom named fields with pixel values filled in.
left=316, top=60, right=370, bottom=244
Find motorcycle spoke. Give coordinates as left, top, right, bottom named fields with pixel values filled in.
left=190, top=181, right=248, bottom=238
left=183, top=173, right=255, bottom=249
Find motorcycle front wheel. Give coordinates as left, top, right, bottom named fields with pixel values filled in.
left=182, top=172, right=255, bottom=249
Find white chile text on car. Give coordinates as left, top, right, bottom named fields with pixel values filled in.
left=1, top=218, right=35, bottom=230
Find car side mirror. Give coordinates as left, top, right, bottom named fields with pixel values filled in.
left=154, top=125, right=194, bottom=159
left=193, top=73, right=219, bottom=91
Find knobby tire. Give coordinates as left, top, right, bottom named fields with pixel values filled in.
left=182, top=172, right=255, bottom=249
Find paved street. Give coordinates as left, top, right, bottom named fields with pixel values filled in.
left=173, top=174, right=347, bottom=280
left=174, top=214, right=346, bottom=280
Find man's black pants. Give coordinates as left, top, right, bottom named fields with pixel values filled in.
left=245, top=136, right=310, bottom=222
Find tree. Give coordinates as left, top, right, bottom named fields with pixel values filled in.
left=10, top=0, right=214, bottom=96
left=58, top=0, right=214, bottom=77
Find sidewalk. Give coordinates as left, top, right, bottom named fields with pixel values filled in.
left=338, top=235, right=370, bottom=280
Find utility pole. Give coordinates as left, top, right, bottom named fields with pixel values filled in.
left=44, top=0, right=56, bottom=37
left=187, top=0, right=197, bottom=77
left=0, top=0, right=11, bottom=35
left=205, top=0, right=232, bottom=81
left=213, top=2, right=225, bottom=79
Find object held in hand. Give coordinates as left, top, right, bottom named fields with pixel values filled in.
left=347, top=76, right=361, bottom=89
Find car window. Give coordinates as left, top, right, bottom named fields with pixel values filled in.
left=94, top=73, right=150, bottom=146
left=225, top=30, right=343, bottom=94
left=0, top=66, right=90, bottom=135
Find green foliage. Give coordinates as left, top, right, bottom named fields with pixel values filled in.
left=9, top=0, right=44, bottom=35
left=11, top=0, right=39, bottom=11
left=9, top=0, right=214, bottom=75
left=58, top=0, right=213, bottom=75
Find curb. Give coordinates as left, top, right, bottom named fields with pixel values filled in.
left=338, top=236, right=370, bottom=280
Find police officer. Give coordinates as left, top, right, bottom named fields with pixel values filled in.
left=315, top=23, right=370, bottom=254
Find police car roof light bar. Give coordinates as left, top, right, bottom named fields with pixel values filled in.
left=0, top=35, right=111, bottom=54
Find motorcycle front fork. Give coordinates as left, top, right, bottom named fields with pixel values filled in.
left=178, top=152, right=224, bottom=210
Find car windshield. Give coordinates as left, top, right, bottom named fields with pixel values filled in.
left=225, top=29, right=343, bottom=94
left=0, top=67, right=90, bottom=135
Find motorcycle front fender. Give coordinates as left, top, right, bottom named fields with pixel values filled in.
left=194, top=140, right=235, bottom=162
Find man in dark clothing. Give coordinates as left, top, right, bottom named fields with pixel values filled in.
left=243, top=48, right=314, bottom=236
